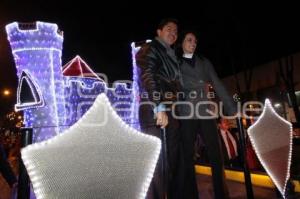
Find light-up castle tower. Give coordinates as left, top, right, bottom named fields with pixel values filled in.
left=6, top=21, right=139, bottom=142
left=62, top=55, right=134, bottom=127
left=6, top=22, right=66, bottom=142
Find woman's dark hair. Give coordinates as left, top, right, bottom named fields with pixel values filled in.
left=175, top=30, right=199, bottom=57
left=157, top=18, right=179, bottom=30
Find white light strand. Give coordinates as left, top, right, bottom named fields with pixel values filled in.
left=15, top=70, right=44, bottom=111
left=247, top=99, right=293, bottom=198
left=21, top=93, right=161, bottom=199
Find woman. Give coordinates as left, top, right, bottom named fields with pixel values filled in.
left=176, top=31, right=236, bottom=199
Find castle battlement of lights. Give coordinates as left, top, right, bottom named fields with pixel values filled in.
left=5, top=21, right=142, bottom=142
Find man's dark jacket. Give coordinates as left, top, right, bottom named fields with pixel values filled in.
left=135, top=39, right=181, bottom=126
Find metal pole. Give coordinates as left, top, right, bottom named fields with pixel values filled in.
left=17, top=128, right=33, bottom=199
left=161, top=127, right=168, bottom=199
left=236, top=118, right=254, bottom=199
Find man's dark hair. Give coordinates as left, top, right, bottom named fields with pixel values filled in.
left=157, top=18, right=178, bottom=30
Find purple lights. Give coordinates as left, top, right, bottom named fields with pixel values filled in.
left=62, top=56, right=133, bottom=127
left=6, top=21, right=141, bottom=142
left=130, top=41, right=151, bottom=130
left=6, top=21, right=65, bottom=142
left=6, top=22, right=63, bottom=53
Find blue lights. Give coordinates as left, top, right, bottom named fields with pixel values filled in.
left=6, top=21, right=140, bottom=142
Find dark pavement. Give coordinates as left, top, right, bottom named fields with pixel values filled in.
left=197, top=174, right=277, bottom=199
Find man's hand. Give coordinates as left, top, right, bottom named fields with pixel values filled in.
left=156, top=111, right=168, bottom=128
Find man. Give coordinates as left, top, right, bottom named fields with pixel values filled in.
left=0, top=142, right=17, bottom=189
left=217, top=118, right=241, bottom=168
left=135, top=18, right=182, bottom=199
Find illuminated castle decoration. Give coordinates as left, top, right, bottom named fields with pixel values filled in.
left=62, top=55, right=133, bottom=127
left=6, top=21, right=139, bottom=142
left=62, top=55, right=100, bottom=78
left=6, top=22, right=66, bottom=142
left=16, top=71, right=45, bottom=110
left=130, top=40, right=151, bottom=130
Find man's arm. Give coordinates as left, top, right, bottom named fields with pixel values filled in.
left=136, top=44, right=162, bottom=106
left=136, top=43, right=168, bottom=127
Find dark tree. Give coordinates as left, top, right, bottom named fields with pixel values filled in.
left=279, top=55, right=300, bottom=125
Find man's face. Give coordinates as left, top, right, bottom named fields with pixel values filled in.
left=157, top=22, right=178, bottom=46
left=219, top=119, right=230, bottom=131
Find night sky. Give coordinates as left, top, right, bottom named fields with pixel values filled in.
left=0, top=1, right=299, bottom=112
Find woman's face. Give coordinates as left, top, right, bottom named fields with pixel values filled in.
left=182, top=33, right=197, bottom=54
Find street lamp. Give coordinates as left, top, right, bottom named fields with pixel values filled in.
left=3, top=89, right=11, bottom=96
